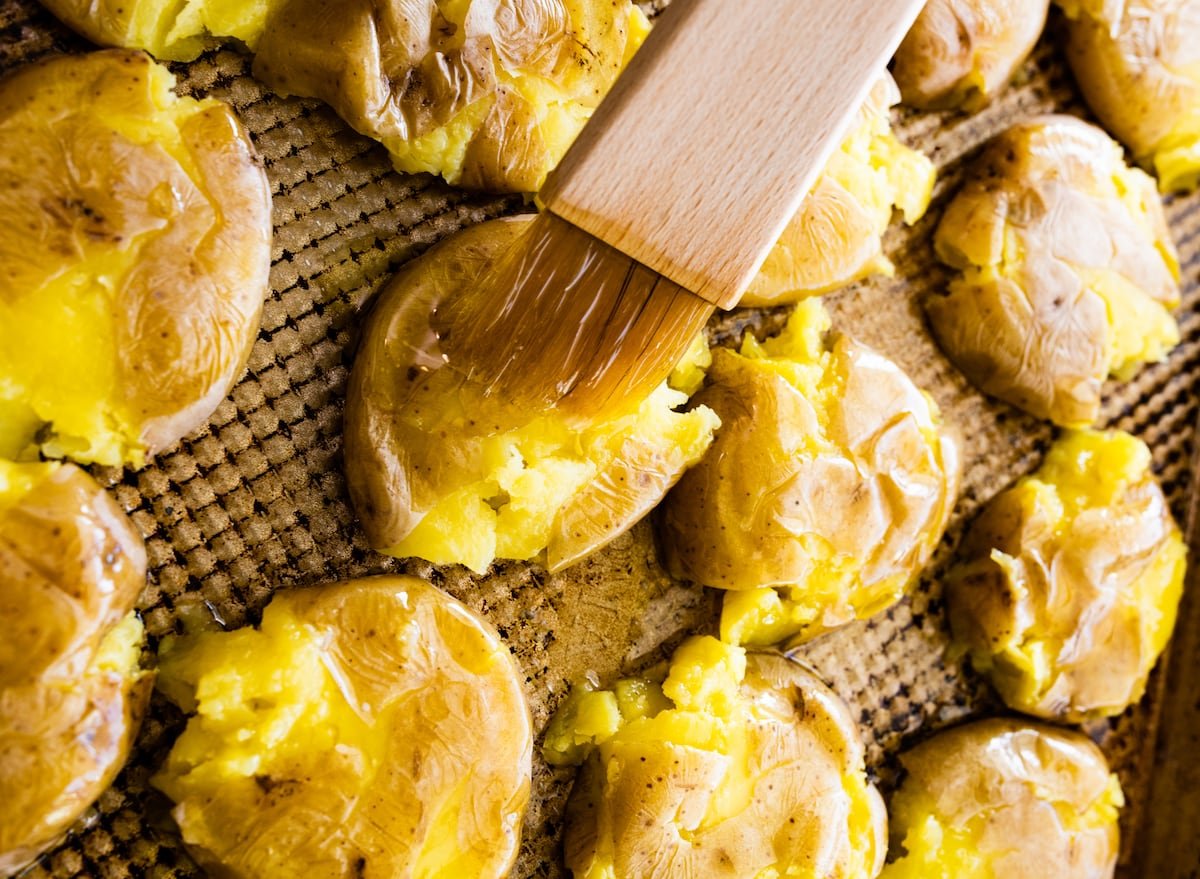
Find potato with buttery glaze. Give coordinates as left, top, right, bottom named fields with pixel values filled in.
left=251, top=0, right=650, bottom=192
left=344, top=215, right=719, bottom=575
left=881, top=719, right=1122, bottom=879
left=656, top=300, right=960, bottom=648
left=0, top=50, right=271, bottom=468
left=1057, top=0, right=1200, bottom=192
left=544, top=637, right=886, bottom=879
left=153, top=575, right=532, bottom=879
left=926, top=116, right=1180, bottom=427
left=742, top=74, right=936, bottom=305
left=0, top=459, right=149, bottom=875
left=946, top=429, right=1185, bottom=722
left=892, top=0, right=1049, bottom=111
left=38, top=0, right=279, bottom=61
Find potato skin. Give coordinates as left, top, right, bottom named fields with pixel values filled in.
left=560, top=644, right=886, bottom=879
left=153, top=575, right=532, bottom=879
left=0, top=461, right=148, bottom=875
left=881, top=719, right=1121, bottom=879
left=0, top=50, right=271, bottom=467
left=945, top=430, right=1185, bottom=722
left=892, top=0, right=1049, bottom=110
left=656, top=303, right=960, bottom=647
left=344, top=215, right=716, bottom=574
left=252, top=0, right=648, bottom=192
left=926, top=115, right=1179, bottom=427
left=1058, top=0, right=1200, bottom=192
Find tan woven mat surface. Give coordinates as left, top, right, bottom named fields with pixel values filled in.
left=3, top=0, right=1199, bottom=876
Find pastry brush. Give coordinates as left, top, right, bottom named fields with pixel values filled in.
left=436, top=0, right=925, bottom=417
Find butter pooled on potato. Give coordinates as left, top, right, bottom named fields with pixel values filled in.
left=657, top=299, right=960, bottom=648
left=153, top=575, right=532, bottom=879
left=946, top=429, right=1185, bottom=722
left=545, top=637, right=886, bottom=879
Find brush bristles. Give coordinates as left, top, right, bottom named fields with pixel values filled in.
left=433, top=213, right=714, bottom=419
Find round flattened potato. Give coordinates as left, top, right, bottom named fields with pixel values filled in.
left=344, top=215, right=718, bottom=575
left=0, top=459, right=149, bottom=875
left=1058, top=0, right=1200, bottom=192
left=656, top=300, right=960, bottom=648
left=38, top=0, right=277, bottom=61
left=0, top=49, right=271, bottom=468
left=152, top=575, right=532, bottom=879
left=892, top=0, right=1049, bottom=110
left=741, top=74, right=936, bottom=306
left=945, top=429, right=1185, bottom=722
left=881, top=719, right=1122, bottom=879
left=251, top=0, right=650, bottom=192
left=545, top=637, right=886, bottom=879
left=926, top=115, right=1180, bottom=427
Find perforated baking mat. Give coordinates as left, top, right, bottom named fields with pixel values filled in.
left=3, top=1, right=1199, bottom=876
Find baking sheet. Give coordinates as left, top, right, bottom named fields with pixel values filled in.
left=2, top=0, right=1198, bottom=876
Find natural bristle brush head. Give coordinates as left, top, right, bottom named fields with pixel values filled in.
left=432, top=212, right=715, bottom=420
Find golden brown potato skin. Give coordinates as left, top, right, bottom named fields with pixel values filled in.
left=893, top=0, right=1049, bottom=110
left=0, top=462, right=148, bottom=874
left=0, top=49, right=271, bottom=465
left=1058, top=0, right=1200, bottom=191
left=252, top=0, right=643, bottom=192
left=564, top=652, right=886, bottom=879
left=926, top=115, right=1179, bottom=427
left=885, top=719, right=1119, bottom=879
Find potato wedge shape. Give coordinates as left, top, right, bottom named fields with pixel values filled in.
left=0, top=50, right=271, bottom=467
left=545, top=637, right=886, bottom=879
left=926, top=116, right=1180, bottom=427
left=892, top=0, right=1049, bottom=111
left=742, top=74, right=935, bottom=306
left=153, top=575, right=532, bottom=879
left=946, top=429, right=1185, bottom=722
left=1057, top=0, right=1200, bottom=192
left=0, top=459, right=148, bottom=875
left=657, top=300, right=960, bottom=648
left=344, top=215, right=718, bottom=575
left=881, top=719, right=1122, bottom=879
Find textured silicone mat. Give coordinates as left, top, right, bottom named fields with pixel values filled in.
left=3, top=0, right=1199, bottom=876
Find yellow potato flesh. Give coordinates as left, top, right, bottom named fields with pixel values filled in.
left=153, top=575, right=532, bottom=879
left=881, top=720, right=1122, bottom=879
left=0, top=459, right=148, bottom=875
left=743, top=74, right=935, bottom=305
left=0, top=50, right=271, bottom=467
left=927, top=116, right=1179, bottom=427
left=1057, top=0, right=1200, bottom=192
left=657, top=300, right=959, bottom=647
left=545, top=637, right=885, bottom=879
left=344, top=216, right=719, bottom=575
left=946, top=429, right=1185, bottom=721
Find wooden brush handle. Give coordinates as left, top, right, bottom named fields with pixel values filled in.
left=539, top=0, right=925, bottom=309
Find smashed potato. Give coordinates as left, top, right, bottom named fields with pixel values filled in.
left=881, top=719, right=1122, bottom=879
left=153, top=575, right=532, bottom=879
left=946, top=429, right=1185, bottom=722
left=743, top=74, right=935, bottom=306
left=252, top=0, right=650, bottom=192
left=344, top=216, right=719, bottom=575
left=545, top=637, right=886, bottom=879
left=1058, top=0, right=1200, bottom=192
left=657, top=300, right=960, bottom=648
left=0, top=459, right=148, bottom=874
left=892, top=0, right=1049, bottom=110
left=0, top=50, right=271, bottom=468
left=39, top=0, right=277, bottom=61
left=926, top=116, right=1180, bottom=427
